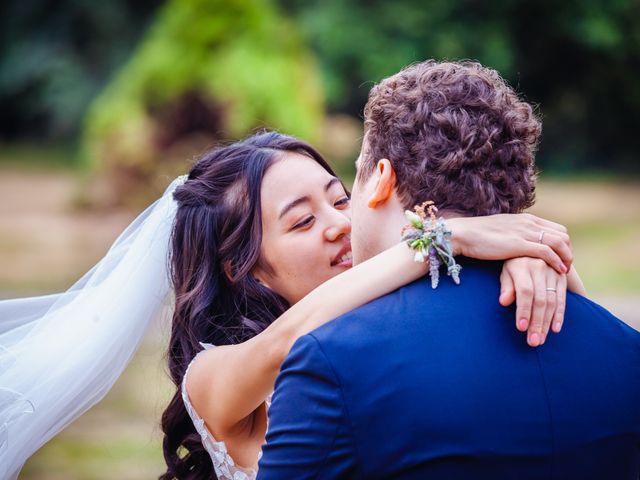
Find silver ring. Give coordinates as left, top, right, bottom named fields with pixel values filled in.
left=546, top=287, right=557, bottom=293
left=538, top=230, right=546, bottom=244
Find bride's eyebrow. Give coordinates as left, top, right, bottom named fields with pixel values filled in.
left=279, top=196, right=310, bottom=220
left=278, top=177, right=341, bottom=220
left=325, top=177, right=341, bottom=191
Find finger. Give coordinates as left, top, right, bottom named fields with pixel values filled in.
left=540, top=232, right=574, bottom=270
left=512, top=269, right=534, bottom=333
left=499, top=268, right=516, bottom=307
left=530, top=219, right=572, bottom=253
left=540, top=269, right=558, bottom=345
left=527, top=267, right=547, bottom=347
left=526, top=243, right=567, bottom=274
left=533, top=216, right=569, bottom=234
left=552, top=273, right=568, bottom=333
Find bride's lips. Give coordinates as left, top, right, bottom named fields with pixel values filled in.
left=331, top=243, right=353, bottom=268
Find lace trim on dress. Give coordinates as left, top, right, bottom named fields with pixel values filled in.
left=181, top=343, right=257, bottom=480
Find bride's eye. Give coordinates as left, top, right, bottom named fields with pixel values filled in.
left=292, top=216, right=315, bottom=230
left=334, top=197, right=350, bottom=208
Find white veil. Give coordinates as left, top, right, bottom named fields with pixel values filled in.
left=0, top=175, right=186, bottom=479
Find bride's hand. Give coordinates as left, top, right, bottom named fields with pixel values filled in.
left=499, top=257, right=567, bottom=347
left=448, top=213, right=572, bottom=273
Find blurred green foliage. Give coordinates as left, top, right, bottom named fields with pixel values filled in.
left=0, top=0, right=162, bottom=141
left=1, top=0, right=639, bottom=175
left=283, top=0, right=640, bottom=173
left=81, top=0, right=323, bottom=204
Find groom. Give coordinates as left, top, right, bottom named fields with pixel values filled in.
left=257, top=61, right=640, bottom=479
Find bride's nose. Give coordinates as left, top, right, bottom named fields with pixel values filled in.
left=324, top=209, right=351, bottom=242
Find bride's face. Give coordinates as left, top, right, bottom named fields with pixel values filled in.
left=253, top=152, right=352, bottom=304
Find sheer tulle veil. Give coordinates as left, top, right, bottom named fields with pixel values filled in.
left=0, top=175, right=186, bottom=479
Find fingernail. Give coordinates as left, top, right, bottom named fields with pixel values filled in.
left=518, top=319, right=528, bottom=331
left=529, top=333, right=540, bottom=346
left=553, top=322, right=562, bottom=332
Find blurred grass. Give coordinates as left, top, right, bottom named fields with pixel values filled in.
left=530, top=179, right=640, bottom=295
left=0, top=143, right=82, bottom=171
left=564, top=222, right=639, bottom=293
left=1, top=145, right=638, bottom=478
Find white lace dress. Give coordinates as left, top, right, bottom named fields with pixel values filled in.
left=181, top=343, right=271, bottom=480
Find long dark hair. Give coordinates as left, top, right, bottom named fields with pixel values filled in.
left=160, top=131, right=337, bottom=480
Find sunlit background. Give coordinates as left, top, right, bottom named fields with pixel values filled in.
left=1, top=0, right=638, bottom=478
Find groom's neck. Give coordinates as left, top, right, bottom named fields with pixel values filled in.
left=369, top=207, right=408, bottom=256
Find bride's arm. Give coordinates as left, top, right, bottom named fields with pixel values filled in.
left=186, top=242, right=428, bottom=437
left=187, top=213, right=573, bottom=437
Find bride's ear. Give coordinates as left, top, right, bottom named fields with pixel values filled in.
left=250, top=266, right=272, bottom=290
left=367, top=159, right=397, bottom=209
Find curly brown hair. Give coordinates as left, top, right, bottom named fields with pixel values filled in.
left=361, top=60, right=541, bottom=216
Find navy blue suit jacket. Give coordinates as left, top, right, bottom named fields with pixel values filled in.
left=258, top=259, right=640, bottom=479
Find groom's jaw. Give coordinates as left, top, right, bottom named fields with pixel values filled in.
left=351, top=204, right=407, bottom=264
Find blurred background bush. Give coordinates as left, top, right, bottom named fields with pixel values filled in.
left=3, top=0, right=640, bottom=177
left=83, top=0, right=323, bottom=206
left=0, top=0, right=638, bottom=478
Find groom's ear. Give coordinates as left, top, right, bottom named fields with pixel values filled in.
left=367, top=159, right=397, bottom=209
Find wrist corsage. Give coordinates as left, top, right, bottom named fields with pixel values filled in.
left=401, top=201, right=461, bottom=289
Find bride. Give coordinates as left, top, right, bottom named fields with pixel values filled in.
left=0, top=132, right=583, bottom=480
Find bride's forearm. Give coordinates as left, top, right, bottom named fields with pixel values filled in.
left=190, top=243, right=427, bottom=435
left=445, top=214, right=574, bottom=273
left=270, top=242, right=428, bottom=342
